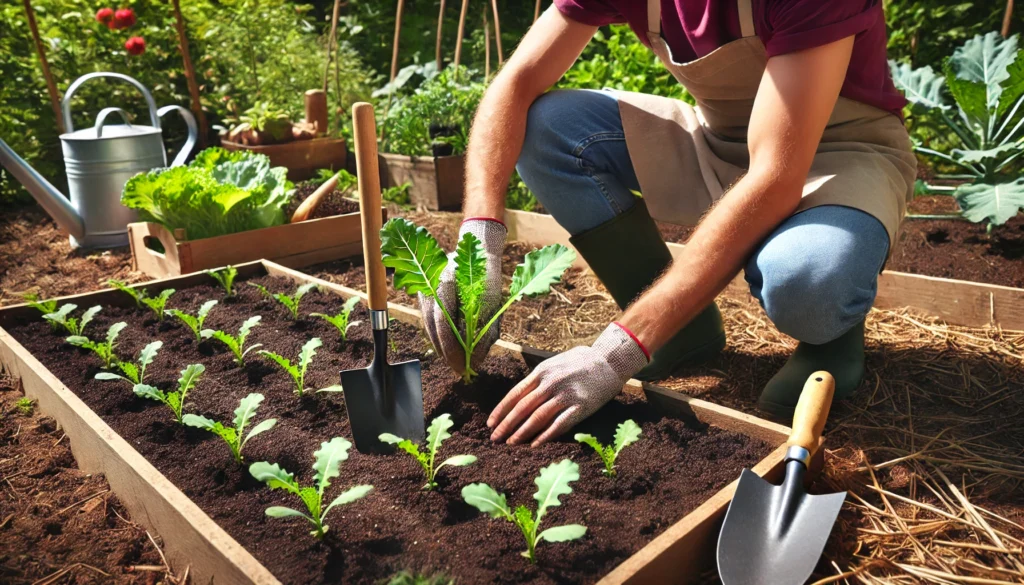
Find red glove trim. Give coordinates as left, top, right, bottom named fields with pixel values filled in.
left=462, top=216, right=507, bottom=228
left=612, top=321, right=651, bottom=362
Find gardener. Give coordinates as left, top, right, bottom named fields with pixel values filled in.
left=420, top=0, right=916, bottom=445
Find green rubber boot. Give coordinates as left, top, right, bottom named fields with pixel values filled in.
left=757, top=320, right=866, bottom=420
left=568, top=200, right=726, bottom=381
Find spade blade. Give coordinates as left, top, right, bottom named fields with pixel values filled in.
left=341, top=356, right=424, bottom=454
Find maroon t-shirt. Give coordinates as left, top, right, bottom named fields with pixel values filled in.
left=555, top=0, right=906, bottom=116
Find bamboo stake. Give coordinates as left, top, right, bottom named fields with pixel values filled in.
left=21, top=0, right=64, bottom=135
left=322, top=0, right=342, bottom=93
left=534, top=0, right=541, bottom=23
left=390, top=0, right=405, bottom=83
left=490, top=0, right=503, bottom=65
left=453, top=0, right=470, bottom=78
left=1003, top=0, right=1014, bottom=38
left=170, top=0, right=208, bottom=147
left=435, top=0, right=446, bottom=70
left=483, top=9, right=490, bottom=79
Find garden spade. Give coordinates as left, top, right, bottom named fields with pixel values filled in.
left=717, top=371, right=846, bottom=585
left=341, top=102, right=425, bottom=454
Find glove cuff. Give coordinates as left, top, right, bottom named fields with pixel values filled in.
left=460, top=218, right=507, bottom=257
left=593, top=322, right=651, bottom=380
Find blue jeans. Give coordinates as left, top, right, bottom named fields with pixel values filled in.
left=516, top=89, right=889, bottom=345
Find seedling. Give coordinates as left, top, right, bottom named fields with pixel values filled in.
left=168, top=300, right=218, bottom=342
left=207, top=265, right=238, bottom=297
left=259, top=337, right=324, bottom=396
left=462, top=459, right=586, bottom=563
left=15, top=397, right=34, bottom=416
left=381, top=218, right=575, bottom=382
left=249, top=437, right=373, bottom=538
left=250, top=282, right=319, bottom=320
left=68, top=322, right=127, bottom=369
left=183, top=393, right=276, bottom=464
left=310, top=296, right=361, bottom=343
left=141, top=289, right=176, bottom=321
left=202, top=316, right=262, bottom=366
left=385, top=571, right=453, bottom=585
left=134, top=363, right=204, bottom=424
left=22, top=293, right=57, bottom=320
left=107, top=279, right=144, bottom=307
left=379, top=413, right=477, bottom=490
left=94, top=340, right=163, bottom=387
left=43, top=304, right=100, bottom=336
left=574, top=419, right=642, bottom=477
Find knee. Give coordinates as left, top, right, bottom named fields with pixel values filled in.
left=519, top=90, right=578, bottom=170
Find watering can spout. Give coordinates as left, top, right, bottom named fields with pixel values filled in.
left=0, top=139, right=86, bottom=240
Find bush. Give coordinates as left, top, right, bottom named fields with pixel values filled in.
left=379, top=66, right=484, bottom=157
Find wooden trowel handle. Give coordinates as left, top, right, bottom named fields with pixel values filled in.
left=289, top=171, right=339, bottom=223
left=352, top=102, right=388, bottom=311
left=786, top=371, right=835, bottom=453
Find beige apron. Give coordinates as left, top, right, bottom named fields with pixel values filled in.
left=616, top=0, right=917, bottom=247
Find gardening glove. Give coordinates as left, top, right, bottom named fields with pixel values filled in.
left=419, top=217, right=507, bottom=377
left=488, top=322, right=650, bottom=447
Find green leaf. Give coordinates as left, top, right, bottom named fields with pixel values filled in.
left=998, top=49, right=1024, bottom=116
left=294, top=282, right=318, bottom=301
left=243, top=418, right=277, bottom=447
left=197, top=299, right=218, bottom=320
left=537, top=524, right=587, bottom=543
left=313, top=437, right=352, bottom=494
left=454, top=232, right=486, bottom=338
left=379, top=218, right=449, bottom=298
left=513, top=504, right=535, bottom=535
left=66, top=335, right=91, bottom=348
left=889, top=60, right=950, bottom=111
left=106, top=322, right=127, bottom=346
left=323, top=484, right=373, bottom=517
left=238, top=315, right=262, bottom=342
left=249, top=282, right=272, bottom=298
left=341, top=295, right=360, bottom=317
left=461, top=483, right=511, bottom=519
left=316, top=385, right=345, bottom=393
left=436, top=454, right=477, bottom=470
left=138, top=341, right=163, bottom=371
left=95, top=372, right=127, bottom=382
left=509, top=244, right=576, bottom=301
left=613, top=420, right=642, bottom=455
left=80, top=306, right=102, bottom=332
left=947, top=32, right=1017, bottom=116
left=951, top=143, right=1021, bottom=165
left=133, top=384, right=165, bottom=402
left=954, top=179, right=1024, bottom=226
left=117, top=362, right=140, bottom=384
left=177, top=364, right=205, bottom=393
left=533, top=459, right=580, bottom=522
left=298, top=486, right=322, bottom=519
left=233, top=392, right=265, bottom=431
left=298, top=338, right=322, bottom=371
left=265, top=506, right=313, bottom=521
left=425, top=413, right=454, bottom=461
left=249, top=462, right=301, bottom=494
left=182, top=413, right=217, bottom=431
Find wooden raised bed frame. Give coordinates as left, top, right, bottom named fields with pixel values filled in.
left=504, top=209, right=1024, bottom=331
left=380, top=152, right=464, bottom=210
left=0, top=260, right=820, bottom=585
left=127, top=208, right=386, bottom=279
left=221, top=137, right=348, bottom=182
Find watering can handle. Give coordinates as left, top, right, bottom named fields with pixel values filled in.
left=62, top=72, right=160, bottom=133
left=157, top=105, right=199, bottom=167
left=93, top=108, right=133, bottom=138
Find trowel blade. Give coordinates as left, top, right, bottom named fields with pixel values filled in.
left=341, top=357, right=424, bottom=454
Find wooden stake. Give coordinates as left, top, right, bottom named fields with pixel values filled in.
left=483, top=9, right=490, bottom=79
left=534, top=0, right=541, bottom=23
left=390, top=0, right=405, bottom=83
left=1003, top=0, right=1014, bottom=38
left=435, top=0, right=446, bottom=71
left=170, top=0, right=208, bottom=147
left=21, top=0, right=64, bottom=135
left=453, top=0, right=470, bottom=78
left=322, top=0, right=342, bottom=93
left=490, top=0, right=503, bottom=65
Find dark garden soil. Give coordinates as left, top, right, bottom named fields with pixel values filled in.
left=283, top=181, right=360, bottom=221
left=4, top=273, right=773, bottom=585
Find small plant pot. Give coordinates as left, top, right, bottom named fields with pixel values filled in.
left=380, top=152, right=464, bottom=210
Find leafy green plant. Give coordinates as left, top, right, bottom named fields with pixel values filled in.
left=462, top=459, right=587, bottom=563
left=94, top=341, right=163, bottom=388
left=379, top=66, right=484, bottom=157
left=207, top=266, right=238, bottom=297
left=382, top=183, right=412, bottom=206
left=107, top=279, right=145, bottom=307
left=202, top=316, right=263, bottom=366
left=574, top=420, right=642, bottom=478
left=379, top=413, right=477, bottom=490
left=381, top=218, right=576, bottom=382
left=141, top=289, right=176, bottom=321
left=15, top=397, right=34, bottom=416
left=22, top=293, right=57, bottom=317
left=68, top=322, right=127, bottom=369
left=249, top=437, right=373, bottom=538
left=311, top=297, right=361, bottom=343
left=259, top=338, right=324, bottom=396
left=384, top=571, right=454, bottom=585
left=226, top=101, right=293, bottom=144
left=134, top=364, right=205, bottom=424
left=890, top=32, right=1024, bottom=228
left=168, top=300, right=219, bottom=342
left=183, top=393, right=276, bottom=464
left=250, top=282, right=319, bottom=320
left=43, top=304, right=100, bottom=336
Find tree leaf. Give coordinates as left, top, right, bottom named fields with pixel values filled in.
left=233, top=392, right=265, bottom=431
left=379, top=218, right=449, bottom=298
left=249, top=462, right=300, bottom=494
left=537, top=524, right=587, bottom=543
left=533, top=459, right=580, bottom=522
left=954, top=179, right=1024, bottom=226
left=509, top=245, right=576, bottom=300
left=888, top=60, right=950, bottom=111
left=312, top=437, right=352, bottom=494
left=613, top=420, right=642, bottom=455
left=461, top=483, right=511, bottom=519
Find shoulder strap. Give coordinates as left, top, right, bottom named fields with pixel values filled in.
left=738, top=0, right=755, bottom=38
left=647, top=0, right=660, bottom=35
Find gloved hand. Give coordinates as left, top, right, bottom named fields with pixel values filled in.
left=420, top=218, right=507, bottom=376
left=487, top=322, right=650, bottom=446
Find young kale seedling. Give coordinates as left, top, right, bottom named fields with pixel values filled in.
left=94, top=340, right=163, bottom=388
left=134, top=363, right=204, bottom=424
left=310, top=296, right=361, bottom=343
left=67, top=322, right=127, bottom=369
left=574, top=419, right=642, bottom=477
left=462, top=459, right=586, bottom=563
left=250, top=282, right=319, bottom=320
left=258, top=337, right=325, bottom=396
left=201, top=316, right=262, bottom=366
left=380, top=218, right=575, bottom=382
left=107, top=279, right=145, bottom=307
left=385, top=571, right=454, bottom=585
left=23, top=293, right=57, bottom=318
left=168, top=300, right=218, bottom=342
left=207, top=265, right=238, bottom=297
left=249, top=437, right=373, bottom=538
left=43, top=304, right=101, bottom=336
left=379, top=413, right=477, bottom=490
left=183, top=393, right=276, bottom=464
left=15, top=397, right=34, bottom=416
left=141, top=289, right=176, bottom=321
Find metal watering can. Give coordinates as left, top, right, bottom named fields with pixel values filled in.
left=0, top=72, right=198, bottom=248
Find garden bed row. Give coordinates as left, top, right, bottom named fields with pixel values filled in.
left=0, top=260, right=805, bottom=585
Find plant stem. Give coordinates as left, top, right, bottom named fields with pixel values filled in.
left=906, top=213, right=969, bottom=221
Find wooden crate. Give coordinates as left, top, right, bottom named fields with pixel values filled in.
left=504, top=209, right=1024, bottom=331
left=380, top=152, right=464, bottom=210
left=221, top=137, right=347, bottom=181
left=127, top=208, right=385, bottom=279
left=0, top=260, right=820, bottom=585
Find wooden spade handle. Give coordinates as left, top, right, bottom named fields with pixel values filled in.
left=786, top=371, right=835, bottom=453
left=352, top=102, right=387, bottom=311
left=289, top=171, right=339, bottom=223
